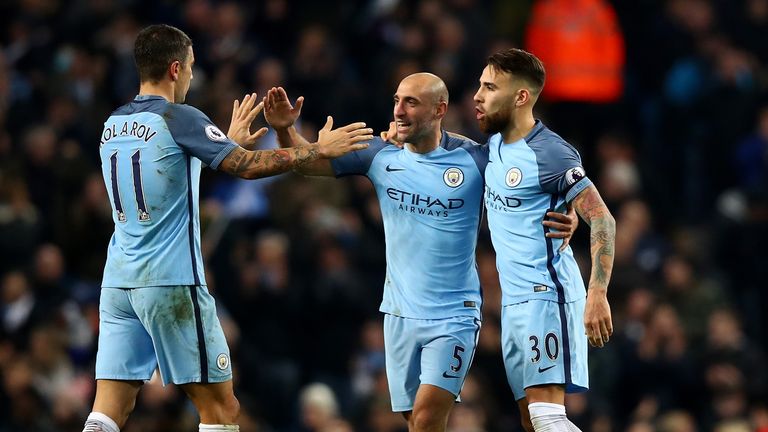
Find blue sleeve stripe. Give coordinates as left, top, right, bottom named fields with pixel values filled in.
left=209, top=142, right=238, bottom=170
left=565, top=177, right=592, bottom=202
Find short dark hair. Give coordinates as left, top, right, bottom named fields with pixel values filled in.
left=487, top=48, right=546, bottom=95
left=134, top=24, right=192, bottom=83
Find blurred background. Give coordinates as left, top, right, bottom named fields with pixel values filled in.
left=1, top=0, right=767, bottom=431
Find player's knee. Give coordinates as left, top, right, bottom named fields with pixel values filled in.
left=220, top=393, right=240, bottom=423
left=410, top=407, right=446, bottom=431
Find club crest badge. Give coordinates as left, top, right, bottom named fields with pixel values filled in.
left=506, top=168, right=523, bottom=187
left=216, top=353, right=230, bottom=370
left=443, top=167, right=464, bottom=187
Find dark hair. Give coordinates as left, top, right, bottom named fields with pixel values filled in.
left=487, top=48, right=546, bottom=94
left=134, top=24, right=192, bottom=83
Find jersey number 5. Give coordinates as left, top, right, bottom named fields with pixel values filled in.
left=109, top=150, right=151, bottom=223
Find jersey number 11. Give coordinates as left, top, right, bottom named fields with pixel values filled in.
left=109, top=150, right=151, bottom=223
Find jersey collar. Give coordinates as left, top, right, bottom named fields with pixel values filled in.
left=523, top=119, right=545, bottom=143
left=134, top=95, right=167, bottom=102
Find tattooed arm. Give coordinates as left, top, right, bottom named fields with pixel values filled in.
left=273, top=124, right=333, bottom=177
left=263, top=87, right=372, bottom=177
left=219, top=145, right=320, bottom=179
left=572, top=184, right=616, bottom=348
left=220, top=116, right=372, bottom=179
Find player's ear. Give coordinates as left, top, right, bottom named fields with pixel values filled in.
left=516, top=89, right=530, bottom=107
left=434, top=100, right=448, bottom=119
left=169, top=60, right=181, bottom=81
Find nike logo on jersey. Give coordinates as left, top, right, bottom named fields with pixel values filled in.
left=538, top=365, right=556, bottom=373
left=442, top=372, right=460, bottom=379
left=386, top=165, right=405, bottom=172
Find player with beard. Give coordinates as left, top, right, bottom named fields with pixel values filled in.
left=474, top=48, right=616, bottom=432
left=262, top=74, right=577, bottom=432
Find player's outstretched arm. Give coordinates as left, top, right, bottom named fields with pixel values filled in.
left=572, top=184, right=616, bottom=348
left=219, top=116, right=372, bottom=179
left=263, top=87, right=372, bottom=176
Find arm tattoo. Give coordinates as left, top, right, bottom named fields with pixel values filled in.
left=590, top=217, right=616, bottom=287
left=574, top=186, right=616, bottom=291
left=222, top=145, right=321, bottom=179
left=294, top=146, right=319, bottom=168
left=270, top=149, right=292, bottom=168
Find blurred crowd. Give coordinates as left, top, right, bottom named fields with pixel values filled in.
left=1, top=0, right=767, bottom=431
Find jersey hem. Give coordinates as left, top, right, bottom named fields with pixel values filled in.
left=210, top=142, right=238, bottom=170
left=101, top=281, right=208, bottom=288
left=380, top=309, right=482, bottom=320
left=502, top=293, right=586, bottom=306
left=565, top=177, right=592, bottom=202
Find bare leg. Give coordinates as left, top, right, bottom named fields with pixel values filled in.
left=89, top=379, right=143, bottom=429
left=180, top=380, right=240, bottom=425
left=407, top=384, right=457, bottom=432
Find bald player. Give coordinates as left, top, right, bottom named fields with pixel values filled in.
left=262, top=73, right=576, bottom=432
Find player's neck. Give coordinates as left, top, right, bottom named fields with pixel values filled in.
left=138, top=81, right=176, bottom=103
left=405, top=128, right=442, bottom=154
left=501, top=112, right=536, bottom=144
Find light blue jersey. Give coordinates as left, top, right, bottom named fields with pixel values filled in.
left=331, top=133, right=487, bottom=320
left=99, top=95, right=237, bottom=288
left=484, top=121, right=592, bottom=305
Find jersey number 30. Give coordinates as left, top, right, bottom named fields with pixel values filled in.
left=109, top=150, right=151, bottom=223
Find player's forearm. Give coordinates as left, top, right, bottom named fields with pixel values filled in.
left=273, top=127, right=335, bottom=176
left=572, top=185, right=616, bottom=292
left=587, top=214, right=616, bottom=292
left=275, top=126, right=312, bottom=148
left=221, top=145, right=320, bottom=179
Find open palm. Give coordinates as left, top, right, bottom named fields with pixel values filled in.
left=263, top=86, right=304, bottom=129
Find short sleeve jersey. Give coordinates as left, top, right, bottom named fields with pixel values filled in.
left=332, top=133, right=488, bottom=319
left=99, top=95, right=237, bottom=288
left=484, top=121, right=592, bottom=305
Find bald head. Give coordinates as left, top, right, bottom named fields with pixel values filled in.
left=400, top=72, right=449, bottom=105
left=392, top=72, right=449, bottom=147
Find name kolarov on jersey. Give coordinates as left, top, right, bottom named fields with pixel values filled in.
left=100, top=120, right=158, bottom=145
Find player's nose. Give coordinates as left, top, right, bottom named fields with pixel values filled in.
left=393, top=102, right=406, bottom=117
left=473, top=88, right=483, bottom=103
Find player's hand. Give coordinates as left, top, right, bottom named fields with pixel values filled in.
left=584, top=290, right=612, bottom=348
left=316, top=116, right=373, bottom=158
left=380, top=121, right=404, bottom=148
left=263, top=86, right=304, bottom=130
left=228, top=93, right=268, bottom=149
left=543, top=206, right=579, bottom=251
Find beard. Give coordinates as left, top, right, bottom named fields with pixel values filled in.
left=478, top=105, right=512, bottom=135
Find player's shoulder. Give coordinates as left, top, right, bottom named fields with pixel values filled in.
left=443, top=131, right=482, bottom=151
left=163, top=102, right=208, bottom=124
left=368, top=136, right=398, bottom=155
left=525, top=121, right=581, bottom=159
